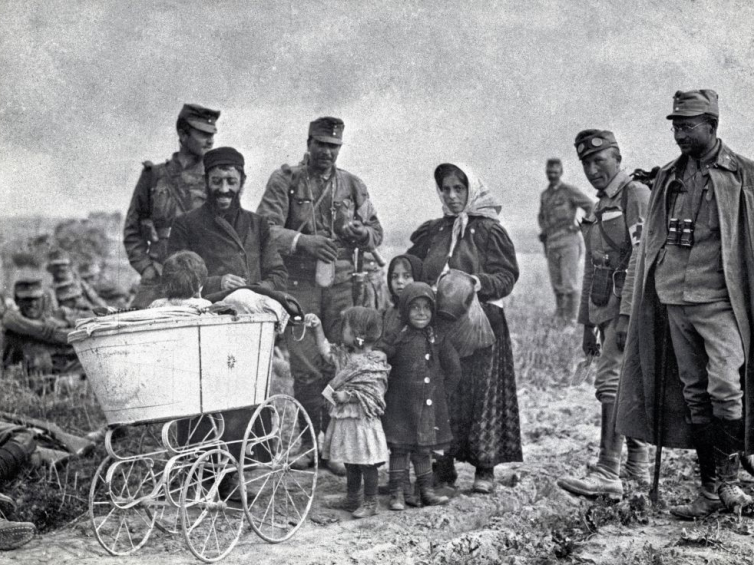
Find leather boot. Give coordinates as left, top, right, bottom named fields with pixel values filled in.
left=670, top=422, right=724, bottom=520
left=417, top=472, right=449, bottom=506
left=557, top=402, right=624, bottom=499
left=0, top=519, right=36, bottom=551
left=623, top=437, right=650, bottom=486
left=714, top=418, right=753, bottom=514
left=352, top=496, right=378, bottom=519
left=432, top=454, right=457, bottom=488
left=388, top=470, right=405, bottom=511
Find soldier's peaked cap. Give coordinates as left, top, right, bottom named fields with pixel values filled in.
left=47, top=248, right=71, bottom=266
left=309, top=117, right=344, bottom=145
left=14, top=277, right=44, bottom=299
left=574, top=130, right=619, bottom=160
left=666, top=89, right=719, bottom=120
left=179, top=103, right=221, bottom=134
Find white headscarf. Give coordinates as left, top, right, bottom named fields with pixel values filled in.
left=434, top=162, right=502, bottom=259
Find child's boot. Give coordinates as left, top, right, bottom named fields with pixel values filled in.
left=417, top=472, right=449, bottom=506
left=352, top=496, right=378, bottom=519
left=404, top=476, right=421, bottom=508
left=388, top=470, right=405, bottom=511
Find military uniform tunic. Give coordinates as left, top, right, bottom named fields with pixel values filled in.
left=578, top=170, right=649, bottom=402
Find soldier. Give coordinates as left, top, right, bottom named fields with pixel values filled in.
left=46, top=249, right=106, bottom=310
left=256, top=117, right=383, bottom=475
left=617, top=90, right=754, bottom=518
left=78, top=259, right=129, bottom=309
left=557, top=130, right=650, bottom=499
left=2, top=278, right=75, bottom=375
left=537, top=158, right=594, bottom=322
left=52, top=279, right=94, bottom=326
left=124, top=103, right=220, bottom=308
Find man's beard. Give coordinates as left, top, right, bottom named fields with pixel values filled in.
left=208, top=189, right=242, bottom=217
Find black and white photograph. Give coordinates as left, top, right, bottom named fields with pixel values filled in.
left=2, top=1, right=754, bottom=563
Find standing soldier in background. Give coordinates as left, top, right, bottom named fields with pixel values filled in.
left=124, top=103, right=220, bottom=308
left=617, top=90, right=754, bottom=518
left=557, top=130, right=650, bottom=499
left=537, top=158, right=593, bottom=323
left=256, top=117, right=383, bottom=476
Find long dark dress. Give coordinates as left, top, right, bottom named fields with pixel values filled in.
left=407, top=215, right=522, bottom=467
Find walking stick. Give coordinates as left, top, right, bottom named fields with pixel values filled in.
left=649, top=313, right=670, bottom=504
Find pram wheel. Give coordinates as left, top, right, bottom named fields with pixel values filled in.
left=180, top=448, right=245, bottom=563
left=89, top=456, right=157, bottom=555
left=240, top=394, right=317, bottom=543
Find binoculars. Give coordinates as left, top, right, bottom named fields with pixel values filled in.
left=667, top=218, right=694, bottom=248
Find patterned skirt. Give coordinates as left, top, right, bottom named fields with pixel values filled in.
left=447, top=309, right=523, bottom=467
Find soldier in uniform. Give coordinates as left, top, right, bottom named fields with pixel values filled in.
left=2, top=278, right=76, bottom=375
left=124, top=103, right=220, bottom=308
left=617, top=90, right=754, bottom=518
left=256, top=117, right=383, bottom=475
left=537, top=158, right=594, bottom=322
left=557, top=130, right=651, bottom=498
left=78, top=259, right=130, bottom=309
left=52, top=279, right=94, bottom=325
left=46, top=249, right=107, bottom=310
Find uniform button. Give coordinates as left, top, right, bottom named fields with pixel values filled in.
left=426, top=399, right=433, bottom=406
left=425, top=353, right=430, bottom=360
left=424, top=377, right=430, bottom=383
left=293, top=281, right=298, bottom=286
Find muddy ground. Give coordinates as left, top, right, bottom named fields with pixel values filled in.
left=4, top=254, right=754, bottom=564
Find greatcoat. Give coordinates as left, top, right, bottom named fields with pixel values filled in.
left=616, top=141, right=754, bottom=453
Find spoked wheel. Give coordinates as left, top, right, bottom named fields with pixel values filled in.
left=240, top=394, right=317, bottom=543
left=180, top=448, right=246, bottom=563
left=155, top=453, right=198, bottom=534
left=89, top=456, right=158, bottom=555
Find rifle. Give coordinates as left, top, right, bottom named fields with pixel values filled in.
left=0, top=412, right=96, bottom=457
left=649, top=313, right=670, bottom=504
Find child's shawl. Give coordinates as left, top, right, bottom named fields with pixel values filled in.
left=329, top=348, right=390, bottom=419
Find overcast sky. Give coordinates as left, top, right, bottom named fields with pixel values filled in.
left=2, top=0, right=753, bottom=240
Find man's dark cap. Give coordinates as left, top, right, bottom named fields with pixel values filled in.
left=47, top=248, right=71, bottom=267
left=14, top=277, right=44, bottom=299
left=666, top=89, right=719, bottom=120
left=204, top=147, right=245, bottom=173
left=309, top=117, right=344, bottom=145
left=179, top=103, right=221, bottom=134
left=574, top=130, right=619, bottom=160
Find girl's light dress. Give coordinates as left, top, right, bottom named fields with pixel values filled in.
left=321, top=347, right=390, bottom=466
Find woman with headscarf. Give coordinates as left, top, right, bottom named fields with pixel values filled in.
left=406, top=162, right=521, bottom=493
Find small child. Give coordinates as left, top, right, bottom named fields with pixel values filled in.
left=381, top=282, right=461, bottom=511
left=383, top=254, right=423, bottom=341
left=305, top=307, right=390, bottom=519
left=149, top=251, right=212, bottom=309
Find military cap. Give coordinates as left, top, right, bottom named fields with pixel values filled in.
left=14, top=277, right=44, bottom=299
left=666, top=89, right=719, bottom=120
left=204, top=147, right=245, bottom=173
left=178, top=103, right=221, bottom=134
left=53, top=279, right=83, bottom=301
left=47, top=248, right=71, bottom=267
left=574, top=129, right=619, bottom=160
left=309, top=117, right=344, bottom=145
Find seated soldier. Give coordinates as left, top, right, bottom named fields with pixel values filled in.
left=2, top=278, right=79, bottom=375
left=46, top=249, right=107, bottom=310
left=52, top=279, right=95, bottom=326
left=78, top=259, right=130, bottom=309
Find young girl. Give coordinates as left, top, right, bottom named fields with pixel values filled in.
left=305, top=306, right=390, bottom=518
left=381, top=282, right=461, bottom=511
left=383, top=254, right=423, bottom=341
left=149, top=251, right=212, bottom=309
